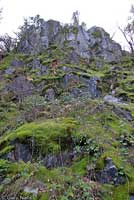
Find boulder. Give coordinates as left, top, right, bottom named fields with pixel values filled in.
left=6, top=140, right=75, bottom=168
left=104, top=95, right=122, bottom=104
left=94, top=157, right=126, bottom=185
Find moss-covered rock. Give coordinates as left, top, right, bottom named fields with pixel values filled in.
left=0, top=118, right=78, bottom=159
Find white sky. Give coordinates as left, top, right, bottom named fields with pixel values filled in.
left=0, top=0, right=134, bottom=49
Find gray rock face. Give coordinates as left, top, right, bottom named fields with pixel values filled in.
left=88, top=26, right=122, bottom=62
left=6, top=76, right=34, bottom=99
left=17, top=18, right=123, bottom=62
left=59, top=25, right=90, bottom=58
left=43, top=152, right=74, bottom=168
left=62, top=25, right=122, bottom=62
left=62, top=73, right=101, bottom=98
left=7, top=142, right=32, bottom=162
left=10, top=59, right=24, bottom=67
left=4, top=62, right=101, bottom=102
left=6, top=141, right=74, bottom=168
left=31, top=59, right=48, bottom=75
left=17, top=19, right=61, bottom=54
left=66, top=50, right=80, bottom=64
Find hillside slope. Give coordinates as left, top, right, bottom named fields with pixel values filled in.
left=0, top=16, right=134, bottom=200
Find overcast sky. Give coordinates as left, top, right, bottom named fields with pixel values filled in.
left=0, top=0, right=134, bottom=49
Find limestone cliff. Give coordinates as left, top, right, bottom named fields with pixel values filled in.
left=17, top=17, right=122, bottom=63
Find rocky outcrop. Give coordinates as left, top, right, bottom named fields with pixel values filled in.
left=87, top=26, right=122, bottom=63
left=17, top=17, right=123, bottom=63
left=0, top=14, right=134, bottom=200
left=6, top=141, right=75, bottom=168
left=17, top=19, right=61, bottom=54
left=61, top=72, right=101, bottom=98
left=3, top=61, right=102, bottom=101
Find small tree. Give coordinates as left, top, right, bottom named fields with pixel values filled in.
left=17, top=15, right=44, bottom=37
left=15, top=15, right=44, bottom=53
left=119, top=5, right=134, bottom=54
left=72, top=11, right=80, bottom=26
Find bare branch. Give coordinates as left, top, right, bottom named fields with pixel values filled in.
left=118, top=26, right=134, bottom=54
left=0, top=34, right=17, bottom=53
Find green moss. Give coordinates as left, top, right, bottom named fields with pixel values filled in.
left=121, top=55, right=133, bottom=67
left=0, top=101, right=20, bottom=135
left=37, top=166, right=67, bottom=184
left=0, top=145, right=14, bottom=156
left=112, top=184, right=129, bottom=200
left=32, top=74, right=64, bottom=84
left=38, top=193, right=49, bottom=200
left=0, top=159, right=10, bottom=173
left=0, top=118, right=78, bottom=155
left=0, top=54, right=15, bottom=70
left=0, top=53, right=28, bottom=70
left=71, top=26, right=78, bottom=34
left=96, top=148, right=123, bottom=170
left=102, top=178, right=134, bottom=200
left=71, top=157, right=89, bottom=176
left=92, top=30, right=102, bottom=38
left=125, top=165, right=134, bottom=181
left=102, top=182, right=134, bottom=200
left=41, top=59, right=52, bottom=65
